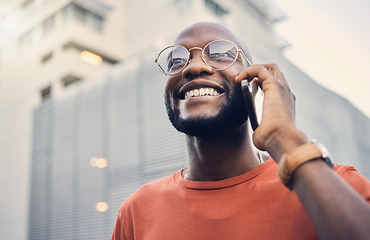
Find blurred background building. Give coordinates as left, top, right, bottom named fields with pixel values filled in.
left=0, top=0, right=369, bottom=239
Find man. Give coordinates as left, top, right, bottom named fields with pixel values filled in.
left=112, top=22, right=370, bottom=239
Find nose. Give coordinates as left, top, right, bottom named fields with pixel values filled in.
left=182, top=50, right=214, bottom=78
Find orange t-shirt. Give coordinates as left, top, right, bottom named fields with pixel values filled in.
left=112, top=158, right=370, bottom=240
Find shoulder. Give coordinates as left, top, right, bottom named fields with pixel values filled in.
left=135, top=173, right=176, bottom=196
left=119, top=171, right=178, bottom=210
left=333, top=164, right=368, bottom=181
left=112, top=173, right=178, bottom=240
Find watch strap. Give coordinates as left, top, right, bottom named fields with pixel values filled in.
left=277, top=142, right=332, bottom=189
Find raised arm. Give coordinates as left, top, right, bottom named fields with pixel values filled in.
left=235, top=64, right=370, bottom=240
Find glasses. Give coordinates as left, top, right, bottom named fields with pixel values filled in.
left=155, top=39, right=252, bottom=76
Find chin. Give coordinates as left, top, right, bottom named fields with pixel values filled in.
left=165, top=92, right=248, bottom=137
left=173, top=116, right=246, bottom=137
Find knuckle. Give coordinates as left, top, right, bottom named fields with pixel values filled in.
left=254, top=65, right=265, bottom=71
left=269, top=63, right=278, bottom=68
left=265, top=63, right=278, bottom=70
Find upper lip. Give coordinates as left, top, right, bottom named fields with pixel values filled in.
left=178, top=80, right=225, bottom=99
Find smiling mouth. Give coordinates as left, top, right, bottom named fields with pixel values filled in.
left=184, top=87, right=221, bottom=99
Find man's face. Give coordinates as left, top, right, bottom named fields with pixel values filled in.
left=164, top=23, right=249, bottom=137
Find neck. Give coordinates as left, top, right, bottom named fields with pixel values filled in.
left=185, top=123, right=261, bottom=181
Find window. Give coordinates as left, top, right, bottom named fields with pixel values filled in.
left=18, top=30, right=33, bottom=53
left=204, top=0, right=228, bottom=17
left=41, top=85, right=51, bottom=102
left=92, top=13, right=103, bottom=31
left=63, top=3, right=73, bottom=21
left=41, top=52, right=53, bottom=64
left=62, top=3, right=105, bottom=32
left=42, top=14, right=56, bottom=35
left=21, top=0, right=34, bottom=9
left=238, top=0, right=267, bottom=21
left=175, top=0, right=191, bottom=14
left=74, top=4, right=87, bottom=23
left=61, top=75, right=82, bottom=88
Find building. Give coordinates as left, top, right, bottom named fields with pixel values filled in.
left=1, top=0, right=369, bottom=239
left=0, top=0, right=125, bottom=239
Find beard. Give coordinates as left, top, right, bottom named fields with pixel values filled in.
left=165, top=86, right=248, bottom=137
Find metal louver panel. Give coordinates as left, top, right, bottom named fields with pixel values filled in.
left=29, top=55, right=188, bottom=239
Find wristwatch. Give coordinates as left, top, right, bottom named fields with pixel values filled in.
left=277, top=141, right=333, bottom=189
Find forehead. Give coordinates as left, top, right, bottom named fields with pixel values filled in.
left=174, top=23, right=239, bottom=48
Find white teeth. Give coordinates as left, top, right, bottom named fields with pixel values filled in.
left=199, top=88, right=205, bottom=96
left=184, top=88, right=220, bottom=99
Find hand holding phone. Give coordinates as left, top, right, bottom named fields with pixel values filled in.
left=241, top=80, right=259, bottom=131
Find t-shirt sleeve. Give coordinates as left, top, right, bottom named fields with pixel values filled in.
left=334, top=165, right=370, bottom=203
left=111, top=205, right=128, bottom=240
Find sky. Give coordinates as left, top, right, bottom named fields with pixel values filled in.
left=271, top=0, right=370, bottom=118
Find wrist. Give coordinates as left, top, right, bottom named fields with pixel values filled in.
left=277, top=141, right=334, bottom=189
left=263, top=126, right=308, bottom=163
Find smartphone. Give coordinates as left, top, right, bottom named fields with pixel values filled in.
left=241, top=80, right=259, bottom=131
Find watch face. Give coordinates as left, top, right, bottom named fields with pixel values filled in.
left=313, top=140, right=334, bottom=166
left=318, top=142, right=330, bottom=159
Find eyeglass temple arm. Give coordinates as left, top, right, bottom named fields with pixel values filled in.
left=238, top=50, right=253, bottom=67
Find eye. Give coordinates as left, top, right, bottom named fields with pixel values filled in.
left=209, top=51, right=236, bottom=62
left=167, top=58, right=187, bottom=71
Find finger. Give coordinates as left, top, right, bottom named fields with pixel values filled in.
left=261, top=63, right=290, bottom=87
left=235, top=65, right=274, bottom=84
left=236, top=65, right=282, bottom=96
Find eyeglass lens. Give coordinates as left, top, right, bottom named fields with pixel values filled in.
left=204, top=41, right=238, bottom=71
left=156, top=40, right=239, bottom=75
